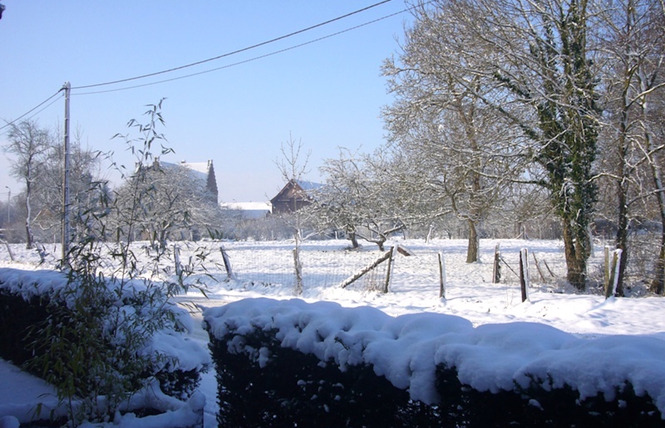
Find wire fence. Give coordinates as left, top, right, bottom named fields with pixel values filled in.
left=0, top=238, right=618, bottom=297
left=209, top=240, right=574, bottom=294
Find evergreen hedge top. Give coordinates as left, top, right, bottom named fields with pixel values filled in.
left=204, top=297, right=665, bottom=417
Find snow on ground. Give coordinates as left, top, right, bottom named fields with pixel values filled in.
left=1, top=238, right=665, bottom=425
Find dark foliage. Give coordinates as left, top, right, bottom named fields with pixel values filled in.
left=0, top=293, right=48, bottom=365
left=0, top=286, right=200, bottom=404
left=208, top=325, right=665, bottom=427
left=435, top=365, right=663, bottom=427
left=209, top=327, right=441, bottom=427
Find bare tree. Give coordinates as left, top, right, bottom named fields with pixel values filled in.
left=276, top=132, right=311, bottom=185
left=315, top=148, right=413, bottom=251
left=27, top=128, right=106, bottom=244
left=595, top=0, right=665, bottom=295
left=4, top=120, right=52, bottom=248
left=315, top=149, right=365, bottom=248
left=383, top=4, right=530, bottom=262
left=274, top=133, right=314, bottom=241
left=386, top=0, right=601, bottom=288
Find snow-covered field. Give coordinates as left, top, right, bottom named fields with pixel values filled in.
left=2, top=238, right=665, bottom=426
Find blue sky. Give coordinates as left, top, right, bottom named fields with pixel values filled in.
left=0, top=1, right=412, bottom=202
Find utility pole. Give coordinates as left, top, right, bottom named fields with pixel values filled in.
left=61, top=82, right=71, bottom=266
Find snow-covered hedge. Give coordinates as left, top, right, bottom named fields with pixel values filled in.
left=0, top=267, right=210, bottom=425
left=204, top=298, right=665, bottom=426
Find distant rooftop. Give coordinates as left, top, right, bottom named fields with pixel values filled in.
left=220, top=201, right=272, bottom=219
left=220, top=202, right=272, bottom=211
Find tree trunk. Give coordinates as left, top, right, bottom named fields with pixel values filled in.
left=562, top=219, right=588, bottom=289
left=348, top=231, right=359, bottom=249
left=649, top=153, right=665, bottom=294
left=653, top=240, right=665, bottom=295
left=24, top=176, right=34, bottom=250
left=159, top=229, right=168, bottom=252
left=614, top=179, right=628, bottom=297
left=466, top=219, right=479, bottom=263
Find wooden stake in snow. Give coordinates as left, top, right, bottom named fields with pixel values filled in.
left=220, top=246, right=234, bottom=280
left=174, top=244, right=182, bottom=278
left=604, top=246, right=611, bottom=289
left=382, top=246, right=397, bottom=293
left=492, top=244, right=501, bottom=283
left=1, top=238, right=14, bottom=262
left=605, top=248, right=622, bottom=299
left=438, top=252, right=446, bottom=299
left=519, top=248, right=530, bottom=302
left=542, top=259, right=555, bottom=278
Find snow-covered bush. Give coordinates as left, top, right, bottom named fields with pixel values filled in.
left=204, top=298, right=665, bottom=426
left=207, top=323, right=438, bottom=426
left=0, top=267, right=209, bottom=425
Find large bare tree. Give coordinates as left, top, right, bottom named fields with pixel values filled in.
left=383, top=1, right=534, bottom=263
left=595, top=0, right=665, bottom=295
left=386, top=0, right=601, bottom=288
left=4, top=120, right=51, bottom=248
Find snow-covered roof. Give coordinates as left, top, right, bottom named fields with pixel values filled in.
left=178, top=161, right=210, bottom=175
left=220, top=202, right=271, bottom=211
left=160, top=160, right=209, bottom=182
left=220, top=202, right=271, bottom=219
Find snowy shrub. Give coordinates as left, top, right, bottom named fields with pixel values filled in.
left=207, top=325, right=440, bottom=427
left=205, top=298, right=665, bottom=427
left=0, top=268, right=209, bottom=425
left=434, top=364, right=661, bottom=426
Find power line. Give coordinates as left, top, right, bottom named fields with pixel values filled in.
left=72, top=0, right=394, bottom=91
left=2, top=0, right=413, bottom=126
left=23, top=92, right=64, bottom=122
left=74, top=9, right=408, bottom=96
left=0, top=90, right=64, bottom=132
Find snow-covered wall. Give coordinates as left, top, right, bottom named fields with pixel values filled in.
left=204, top=297, right=665, bottom=419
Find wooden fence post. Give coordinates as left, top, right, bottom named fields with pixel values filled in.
left=438, top=252, right=446, bottom=299
left=605, top=248, right=622, bottom=299
left=1, top=238, right=14, bottom=261
left=220, top=246, right=234, bottom=280
left=492, top=244, right=501, bottom=283
left=542, top=259, right=555, bottom=278
left=174, top=244, right=182, bottom=278
left=382, top=246, right=397, bottom=293
left=519, top=248, right=530, bottom=302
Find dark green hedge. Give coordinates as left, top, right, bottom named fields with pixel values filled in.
left=434, top=364, right=662, bottom=427
left=208, top=326, right=665, bottom=427
left=0, top=288, right=200, bottom=401
left=209, top=327, right=440, bottom=427
left=0, top=292, right=49, bottom=365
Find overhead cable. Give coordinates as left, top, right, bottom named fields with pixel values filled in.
left=0, top=90, right=64, bottom=131
left=72, top=0, right=394, bottom=91
left=74, top=9, right=407, bottom=96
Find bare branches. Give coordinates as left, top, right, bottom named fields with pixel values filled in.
left=276, top=132, right=311, bottom=182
